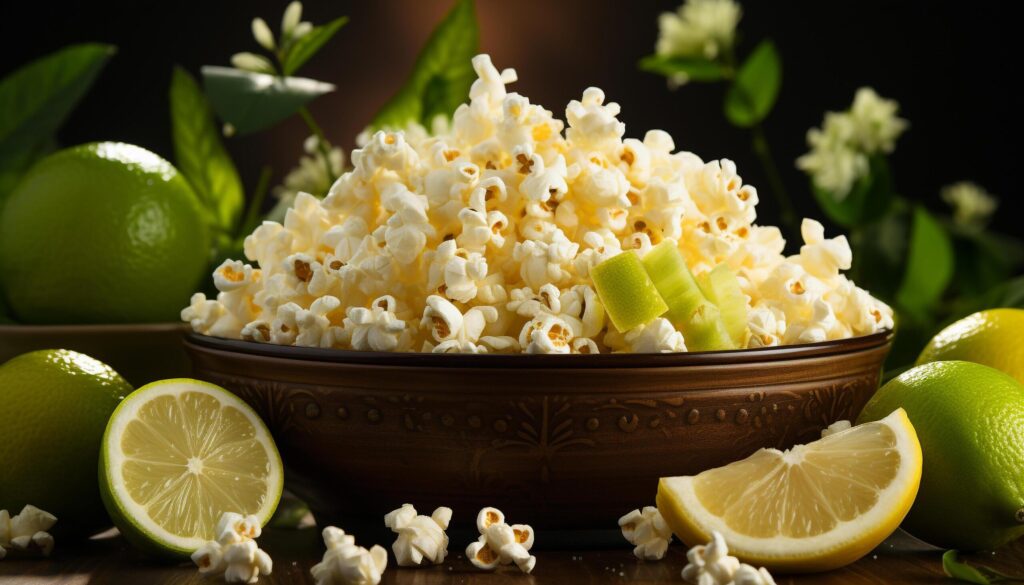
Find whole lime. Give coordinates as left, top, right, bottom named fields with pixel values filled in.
left=0, top=142, right=210, bottom=324
left=917, top=308, right=1024, bottom=385
left=858, top=360, right=1024, bottom=550
left=0, top=349, right=131, bottom=535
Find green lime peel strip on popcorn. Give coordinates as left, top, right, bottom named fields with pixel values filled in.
left=591, top=251, right=668, bottom=333
left=640, top=241, right=735, bottom=351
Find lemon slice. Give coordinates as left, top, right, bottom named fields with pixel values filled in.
left=657, top=409, right=922, bottom=572
left=99, top=378, right=282, bottom=557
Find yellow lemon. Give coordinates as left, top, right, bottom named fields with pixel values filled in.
left=657, top=409, right=922, bottom=572
left=916, top=308, right=1024, bottom=384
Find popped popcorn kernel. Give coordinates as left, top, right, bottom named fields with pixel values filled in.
left=190, top=512, right=272, bottom=584
left=384, top=503, right=452, bottom=567
left=0, top=505, right=57, bottom=559
left=184, top=53, right=891, bottom=355
left=311, top=526, right=387, bottom=585
left=682, top=531, right=776, bottom=585
left=618, top=506, right=672, bottom=560
left=465, top=507, right=536, bottom=574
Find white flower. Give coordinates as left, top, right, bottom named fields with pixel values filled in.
left=0, top=505, right=57, bottom=559
left=848, top=87, right=908, bottom=154
left=465, top=508, right=536, bottom=574
left=623, top=318, right=687, bottom=353
left=251, top=17, right=276, bottom=50
left=421, top=295, right=498, bottom=353
left=191, top=512, right=272, bottom=584
left=618, top=506, right=672, bottom=560
left=942, top=181, right=998, bottom=227
left=681, top=531, right=778, bottom=585
left=343, top=296, right=411, bottom=352
left=311, top=527, right=388, bottom=585
left=656, top=0, right=741, bottom=65
left=796, top=113, right=867, bottom=201
left=273, top=136, right=346, bottom=209
left=383, top=504, right=452, bottom=566
left=230, top=52, right=275, bottom=74
left=797, top=88, right=906, bottom=200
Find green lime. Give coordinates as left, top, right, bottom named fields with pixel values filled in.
left=858, top=360, right=1024, bottom=550
left=99, top=378, right=282, bottom=557
left=917, top=308, right=1024, bottom=385
left=0, top=142, right=210, bottom=324
left=0, top=349, right=131, bottom=535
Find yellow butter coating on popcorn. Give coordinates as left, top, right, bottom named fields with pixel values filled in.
left=183, top=53, right=893, bottom=354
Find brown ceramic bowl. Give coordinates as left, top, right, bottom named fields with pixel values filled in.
left=184, top=331, right=892, bottom=535
left=0, top=323, right=190, bottom=386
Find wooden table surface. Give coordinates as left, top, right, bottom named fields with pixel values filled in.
left=1, top=527, right=1020, bottom=584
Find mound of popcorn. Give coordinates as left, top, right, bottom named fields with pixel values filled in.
left=182, top=54, right=893, bottom=354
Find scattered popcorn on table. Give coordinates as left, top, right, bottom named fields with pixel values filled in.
left=465, top=507, right=536, bottom=574
left=191, top=512, right=272, bottom=584
left=383, top=503, right=452, bottom=566
left=0, top=505, right=57, bottom=559
left=618, top=506, right=672, bottom=560
left=681, top=531, right=775, bottom=585
left=183, top=53, right=893, bottom=354
left=310, top=527, right=388, bottom=585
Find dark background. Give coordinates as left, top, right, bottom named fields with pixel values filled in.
left=1, top=0, right=1014, bottom=241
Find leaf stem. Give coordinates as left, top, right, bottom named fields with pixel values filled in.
left=750, top=122, right=798, bottom=235
left=297, top=106, right=338, bottom=184
left=237, top=165, right=273, bottom=238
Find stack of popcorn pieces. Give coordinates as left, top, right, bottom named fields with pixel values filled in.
left=182, top=53, right=894, bottom=354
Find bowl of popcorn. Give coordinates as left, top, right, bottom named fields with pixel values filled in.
left=182, top=55, right=894, bottom=532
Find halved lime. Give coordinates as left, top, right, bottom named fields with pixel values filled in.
left=99, top=378, right=282, bottom=557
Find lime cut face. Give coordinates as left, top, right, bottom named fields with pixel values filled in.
left=101, top=379, right=282, bottom=555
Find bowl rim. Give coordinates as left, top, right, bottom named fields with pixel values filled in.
left=184, top=329, right=893, bottom=369
left=0, top=323, right=187, bottom=334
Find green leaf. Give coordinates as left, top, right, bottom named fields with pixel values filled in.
left=0, top=138, right=55, bottom=206
left=848, top=201, right=910, bottom=300
left=942, top=550, right=1022, bottom=584
left=896, top=206, right=954, bottom=317
left=170, top=67, right=245, bottom=236
left=637, top=55, right=726, bottom=82
left=282, top=16, right=349, bottom=76
left=812, top=155, right=894, bottom=228
left=0, top=43, right=115, bottom=158
left=371, top=0, right=479, bottom=129
left=0, top=290, right=15, bottom=324
left=949, top=276, right=1024, bottom=320
left=724, top=40, right=781, bottom=127
left=201, top=66, right=335, bottom=135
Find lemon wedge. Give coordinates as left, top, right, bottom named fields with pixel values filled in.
left=657, top=409, right=921, bottom=572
